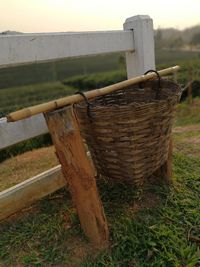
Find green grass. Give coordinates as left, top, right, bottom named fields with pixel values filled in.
left=0, top=69, right=126, bottom=163
left=0, top=52, right=200, bottom=266
left=0, top=152, right=199, bottom=266
left=1, top=61, right=199, bottom=163
left=0, top=102, right=200, bottom=266
left=62, top=70, right=126, bottom=91
left=1, top=55, right=200, bottom=118
left=0, top=53, right=125, bottom=90
left=85, top=155, right=200, bottom=267
left=0, top=191, right=81, bottom=266
left=0, top=81, right=75, bottom=117
left=175, top=99, right=200, bottom=126
left=0, top=81, right=76, bottom=162
left=0, top=69, right=127, bottom=118
left=1, top=48, right=198, bottom=90
left=155, top=49, right=200, bottom=65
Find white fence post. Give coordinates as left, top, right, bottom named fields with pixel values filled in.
left=123, top=15, right=155, bottom=78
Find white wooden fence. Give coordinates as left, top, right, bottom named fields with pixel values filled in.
left=0, top=15, right=155, bottom=220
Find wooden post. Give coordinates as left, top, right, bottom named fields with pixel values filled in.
left=123, top=15, right=155, bottom=78
left=153, top=139, right=173, bottom=184
left=44, top=106, right=109, bottom=247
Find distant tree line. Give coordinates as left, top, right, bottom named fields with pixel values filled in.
left=155, top=26, right=200, bottom=49
left=190, top=32, right=200, bottom=46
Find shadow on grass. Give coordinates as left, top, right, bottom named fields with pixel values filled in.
left=83, top=159, right=200, bottom=267
left=0, top=154, right=200, bottom=267
left=0, top=189, right=86, bottom=266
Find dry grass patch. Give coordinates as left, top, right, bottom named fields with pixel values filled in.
left=0, top=146, right=58, bottom=191
left=173, top=124, right=200, bottom=157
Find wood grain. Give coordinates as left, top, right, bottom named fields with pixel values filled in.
left=44, top=106, right=109, bottom=247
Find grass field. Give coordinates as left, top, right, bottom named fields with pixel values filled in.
left=0, top=48, right=199, bottom=90
left=0, top=53, right=125, bottom=90
left=0, top=100, right=200, bottom=267
left=155, top=49, right=200, bottom=65
left=0, top=50, right=200, bottom=266
left=1, top=53, right=200, bottom=117
left=0, top=70, right=127, bottom=163
left=1, top=54, right=200, bottom=162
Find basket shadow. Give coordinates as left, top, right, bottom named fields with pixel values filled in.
left=96, top=173, right=171, bottom=219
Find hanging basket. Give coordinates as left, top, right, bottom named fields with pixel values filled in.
left=74, top=72, right=182, bottom=185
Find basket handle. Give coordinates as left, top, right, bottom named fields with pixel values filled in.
left=144, top=70, right=161, bottom=99
left=75, top=91, right=93, bottom=121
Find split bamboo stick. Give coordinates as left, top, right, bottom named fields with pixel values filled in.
left=7, top=65, right=180, bottom=122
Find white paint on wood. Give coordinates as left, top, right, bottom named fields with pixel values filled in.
left=0, top=165, right=65, bottom=221
left=0, top=15, right=155, bottom=150
left=0, top=31, right=134, bottom=67
left=0, top=114, right=48, bottom=150
left=123, top=15, right=155, bottom=78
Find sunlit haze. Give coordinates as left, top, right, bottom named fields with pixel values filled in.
left=1, top=0, right=200, bottom=33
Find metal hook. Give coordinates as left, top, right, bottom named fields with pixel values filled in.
left=75, top=91, right=93, bottom=122
left=144, top=70, right=161, bottom=99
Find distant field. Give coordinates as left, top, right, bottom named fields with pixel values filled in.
left=0, top=70, right=127, bottom=162
left=0, top=49, right=200, bottom=90
left=155, top=49, right=200, bottom=65
left=1, top=54, right=200, bottom=117
left=1, top=50, right=200, bottom=162
left=0, top=53, right=125, bottom=89
left=0, top=82, right=75, bottom=117
left=0, top=70, right=127, bottom=117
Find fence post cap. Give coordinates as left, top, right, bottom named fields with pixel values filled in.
left=124, top=15, right=152, bottom=26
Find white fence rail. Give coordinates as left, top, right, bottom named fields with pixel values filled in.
left=0, top=31, right=134, bottom=68
left=0, top=115, right=48, bottom=150
left=0, top=15, right=155, bottom=220
left=0, top=165, right=64, bottom=220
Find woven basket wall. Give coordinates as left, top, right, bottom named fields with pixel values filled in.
left=75, top=79, right=182, bottom=185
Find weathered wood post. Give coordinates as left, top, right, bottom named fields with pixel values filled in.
left=124, top=15, right=172, bottom=183
left=153, top=138, right=173, bottom=183
left=44, top=106, right=109, bottom=247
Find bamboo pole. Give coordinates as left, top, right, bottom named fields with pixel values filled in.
left=7, top=66, right=180, bottom=122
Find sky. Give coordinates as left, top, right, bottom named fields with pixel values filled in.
left=1, top=0, right=200, bottom=33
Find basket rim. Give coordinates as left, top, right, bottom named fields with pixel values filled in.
left=75, top=79, right=182, bottom=109
left=76, top=92, right=182, bottom=109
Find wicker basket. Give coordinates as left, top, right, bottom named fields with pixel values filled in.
left=75, top=78, right=182, bottom=185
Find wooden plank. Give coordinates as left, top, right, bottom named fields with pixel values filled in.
left=0, top=165, right=65, bottom=221
left=45, top=106, right=109, bottom=247
left=0, top=114, right=48, bottom=150
left=0, top=31, right=134, bottom=67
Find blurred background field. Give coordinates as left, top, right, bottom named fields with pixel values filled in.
left=1, top=51, right=200, bottom=117
left=1, top=26, right=200, bottom=162
left=1, top=16, right=200, bottom=267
